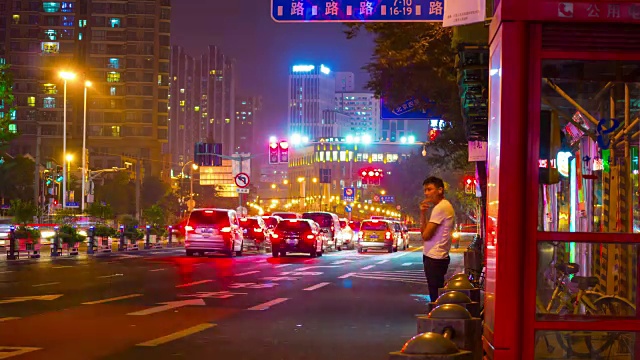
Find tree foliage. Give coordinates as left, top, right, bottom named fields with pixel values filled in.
left=345, top=23, right=469, bottom=172
left=94, top=172, right=135, bottom=215
left=141, top=175, right=168, bottom=208
left=0, top=65, right=18, bottom=148
left=0, top=155, right=35, bottom=203
left=9, top=199, right=37, bottom=225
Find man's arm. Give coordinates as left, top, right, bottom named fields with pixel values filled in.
left=422, top=222, right=440, bottom=242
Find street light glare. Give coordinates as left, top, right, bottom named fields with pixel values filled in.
left=59, top=71, right=76, bottom=80
left=85, top=80, right=92, bottom=87
left=65, top=154, right=73, bottom=162
left=191, top=163, right=198, bottom=170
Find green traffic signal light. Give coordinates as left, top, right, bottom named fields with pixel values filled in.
left=56, top=175, right=63, bottom=182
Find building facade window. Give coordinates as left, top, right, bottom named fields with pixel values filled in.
left=110, top=18, right=121, bottom=28
left=27, top=96, right=35, bottom=107
left=43, top=97, right=55, bottom=108
left=43, top=2, right=60, bottom=13
left=107, top=72, right=120, bottom=82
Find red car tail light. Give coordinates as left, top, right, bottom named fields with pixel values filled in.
left=385, top=231, right=391, bottom=240
left=220, top=227, right=232, bottom=233
left=185, top=225, right=195, bottom=233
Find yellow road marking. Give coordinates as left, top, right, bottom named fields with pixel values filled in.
left=82, top=294, right=142, bottom=305
left=0, top=347, right=41, bottom=359
left=137, top=323, right=216, bottom=347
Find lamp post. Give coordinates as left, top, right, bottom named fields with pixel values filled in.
left=81, top=80, right=91, bottom=213
left=60, top=71, right=76, bottom=209
left=180, top=161, right=198, bottom=211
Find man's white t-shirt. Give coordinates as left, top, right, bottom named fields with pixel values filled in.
left=423, top=199, right=455, bottom=259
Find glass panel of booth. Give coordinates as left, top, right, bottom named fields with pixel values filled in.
left=535, top=330, right=636, bottom=359
left=538, top=60, right=640, bottom=233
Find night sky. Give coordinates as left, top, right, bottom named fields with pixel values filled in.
left=171, top=0, right=375, bottom=138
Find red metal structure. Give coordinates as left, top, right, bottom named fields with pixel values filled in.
left=487, top=0, right=640, bottom=358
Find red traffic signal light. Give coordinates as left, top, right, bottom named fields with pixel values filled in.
left=429, top=129, right=440, bottom=142
left=269, top=142, right=279, bottom=164
left=279, top=141, right=289, bottom=163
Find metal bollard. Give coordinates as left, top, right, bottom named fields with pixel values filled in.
left=416, top=304, right=482, bottom=360
left=51, top=226, right=60, bottom=257
left=7, top=226, right=16, bottom=260
left=167, top=226, right=173, bottom=247
left=388, top=332, right=473, bottom=360
left=87, top=226, right=95, bottom=255
left=144, top=225, right=151, bottom=249
left=118, top=225, right=125, bottom=251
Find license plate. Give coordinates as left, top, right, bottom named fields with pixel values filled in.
left=370, top=235, right=378, bottom=239
left=286, top=239, right=297, bottom=245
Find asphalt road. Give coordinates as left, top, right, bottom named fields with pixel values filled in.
left=0, top=243, right=464, bottom=360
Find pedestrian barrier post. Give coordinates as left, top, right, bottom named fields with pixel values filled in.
left=167, top=226, right=173, bottom=247
left=144, top=225, right=151, bottom=249
left=51, top=226, right=60, bottom=257
left=7, top=226, right=17, bottom=260
left=87, top=226, right=95, bottom=255
left=118, top=225, right=125, bottom=251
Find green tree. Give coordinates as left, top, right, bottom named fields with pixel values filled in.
left=94, top=172, right=134, bottom=215
left=87, top=202, right=114, bottom=223
left=143, top=204, right=165, bottom=227
left=345, top=23, right=468, bottom=172
left=141, top=175, right=168, bottom=208
left=0, top=65, right=18, bottom=149
left=9, top=199, right=37, bottom=225
left=385, top=152, right=431, bottom=221
left=158, top=190, right=180, bottom=225
left=0, top=155, right=36, bottom=203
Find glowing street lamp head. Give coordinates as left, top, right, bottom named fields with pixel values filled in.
left=65, top=154, right=73, bottom=162
left=191, top=163, right=199, bottom=171
left=269, top=136, right=277, bottom=143
left=59, top=71, right=76, bottom=80
left=85, top=80, right=92, bottom=87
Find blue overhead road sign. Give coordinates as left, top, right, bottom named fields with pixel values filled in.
left=272, top=0, right=444, bottom=23
left=380, top=98, right=439, bottom=120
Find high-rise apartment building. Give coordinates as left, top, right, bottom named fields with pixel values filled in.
left=288, top=64, right=336, bottom=140
left=233, top=95, right=261, bottom=154
left=335, top=92, right=381, bottom=139
left=334, top=71, right=354, bottom=92
left=168, top=45, right=236, bottom=173
left=1, top=0, right=171, bottom=176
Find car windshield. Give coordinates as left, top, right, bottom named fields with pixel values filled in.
left=276, top=220, right=311, bottom=232
left=239, top=218, right=259, bottom=228
left=302, top=214, right=332, bottom=227
left=361, top=221, right=388, bottom=231
left=188, top=210, right=230, bottom=228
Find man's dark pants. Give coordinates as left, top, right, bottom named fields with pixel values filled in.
left=423, top=254, right=451, bottom=302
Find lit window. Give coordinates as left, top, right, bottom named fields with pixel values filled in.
left=43, top=2, right=61, bottom=12
left=10, top=109, right=16, bottom=121
left=41, top=42, right=59, bottom=55
left=62, top=16, right=74, bottom=27
left=108, top=58, right=119, bottom=69
left=194, top=106, right=200, bottom=112
left=12, top=15, right=20, bottom=24
left=110, top=87, right=116, bottom=96
left=78, top=32, right=83, bottom=40
left=340, top=151, right=346, bottom=162
left=45, top=30, right=57, bottom=40
left=27, top=97, right=35, bottom=107
left=79, top=20, right=87, bottom=28
left=111, top=126, right=120, bottom=137
left=110, top=18, right=121, bottom=28
left=179, top=100, right=185, bottom=107
left=43, top=97, right=56, bottom=108
left=107, top=72, right=120, bottom=82
left=225, top=118, right=230, bottom=123
left=61, top=2, right=74, bottom=12
left=8, top=124, right=17, bottom=133
left=0, top=58, right=5, bottom=65
left=43, top=83, right=57, bottom=94
left=180, top=88, right=184, bottom=94
left=158, top=75, right=162, bottom=85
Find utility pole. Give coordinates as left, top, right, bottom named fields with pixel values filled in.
left=34, top=124, right=41, bottom=211
left=135, top=158, right=141, bottom=221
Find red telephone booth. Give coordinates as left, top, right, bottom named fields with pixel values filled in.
left=487, top=1, right=640, bottom=359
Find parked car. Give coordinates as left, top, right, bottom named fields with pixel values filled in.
left=301, top=211, right=343, bottom=251
left=271, top=212, right=301, bottom=219
left=270, top=219, right=324, bottom=258
left=184, top=208, right=243, bottom=257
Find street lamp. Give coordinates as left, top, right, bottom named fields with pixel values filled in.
left=60, top=71, right=76, bottom=209
left=180, top=161, right=198, bottom=211
left=81, top=80, right=91, bottom=213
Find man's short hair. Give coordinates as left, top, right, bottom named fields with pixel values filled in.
left=423, top=176, right=445, bottom=189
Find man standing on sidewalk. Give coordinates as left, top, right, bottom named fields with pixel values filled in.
left=420, top=176, right=455, bottom=302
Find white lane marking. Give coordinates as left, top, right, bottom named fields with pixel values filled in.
left=402, top=263, right=412, bottom=266
left=303, top=282, right=330, bottom=291
left=98, top=274, right=124, bottom=279
left=0, top=271, right=13, bottom=274
left=338, top=272, right=356, bottom=279
left=149, top=268, right=166, bottom=272
left=275, top=264, right=292, bottom=268
left=393, top=251, right=412, bottom=258
left=331, top=260, right=353, bottom=265
left=32, top=282, right=60, bottom=287
left=247, top=298, right=289, bottom=311
left=236, top=271, right=259, bottom=276
left=0, top=317, right=20, bottom=322
left=297, top=265, right=339, bottom=271
left=51, top=266, right=72, bottom=269
left=376, top=259, right=389, bottom=264
left=353, top=274, right=426, bottom=284
left=361, top=265, right=375, bottom=270
left=137, top=323, right=216, bottom=347
left=175, top=279, right=213, bottom=288
left=82, top=294, right=142, bottom=305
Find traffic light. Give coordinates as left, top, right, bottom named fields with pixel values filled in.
left=269, top=141, right=279, bottom=164
left=55, top=165, right=63, bottom=182
left=359, top=167, right=383, bottom=186
left=279, top=141, right=289, bottom=163
left=429, top=129, right=440, bottom=142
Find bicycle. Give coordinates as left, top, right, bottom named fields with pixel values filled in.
left=535, top=262, right=636, bottom=359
